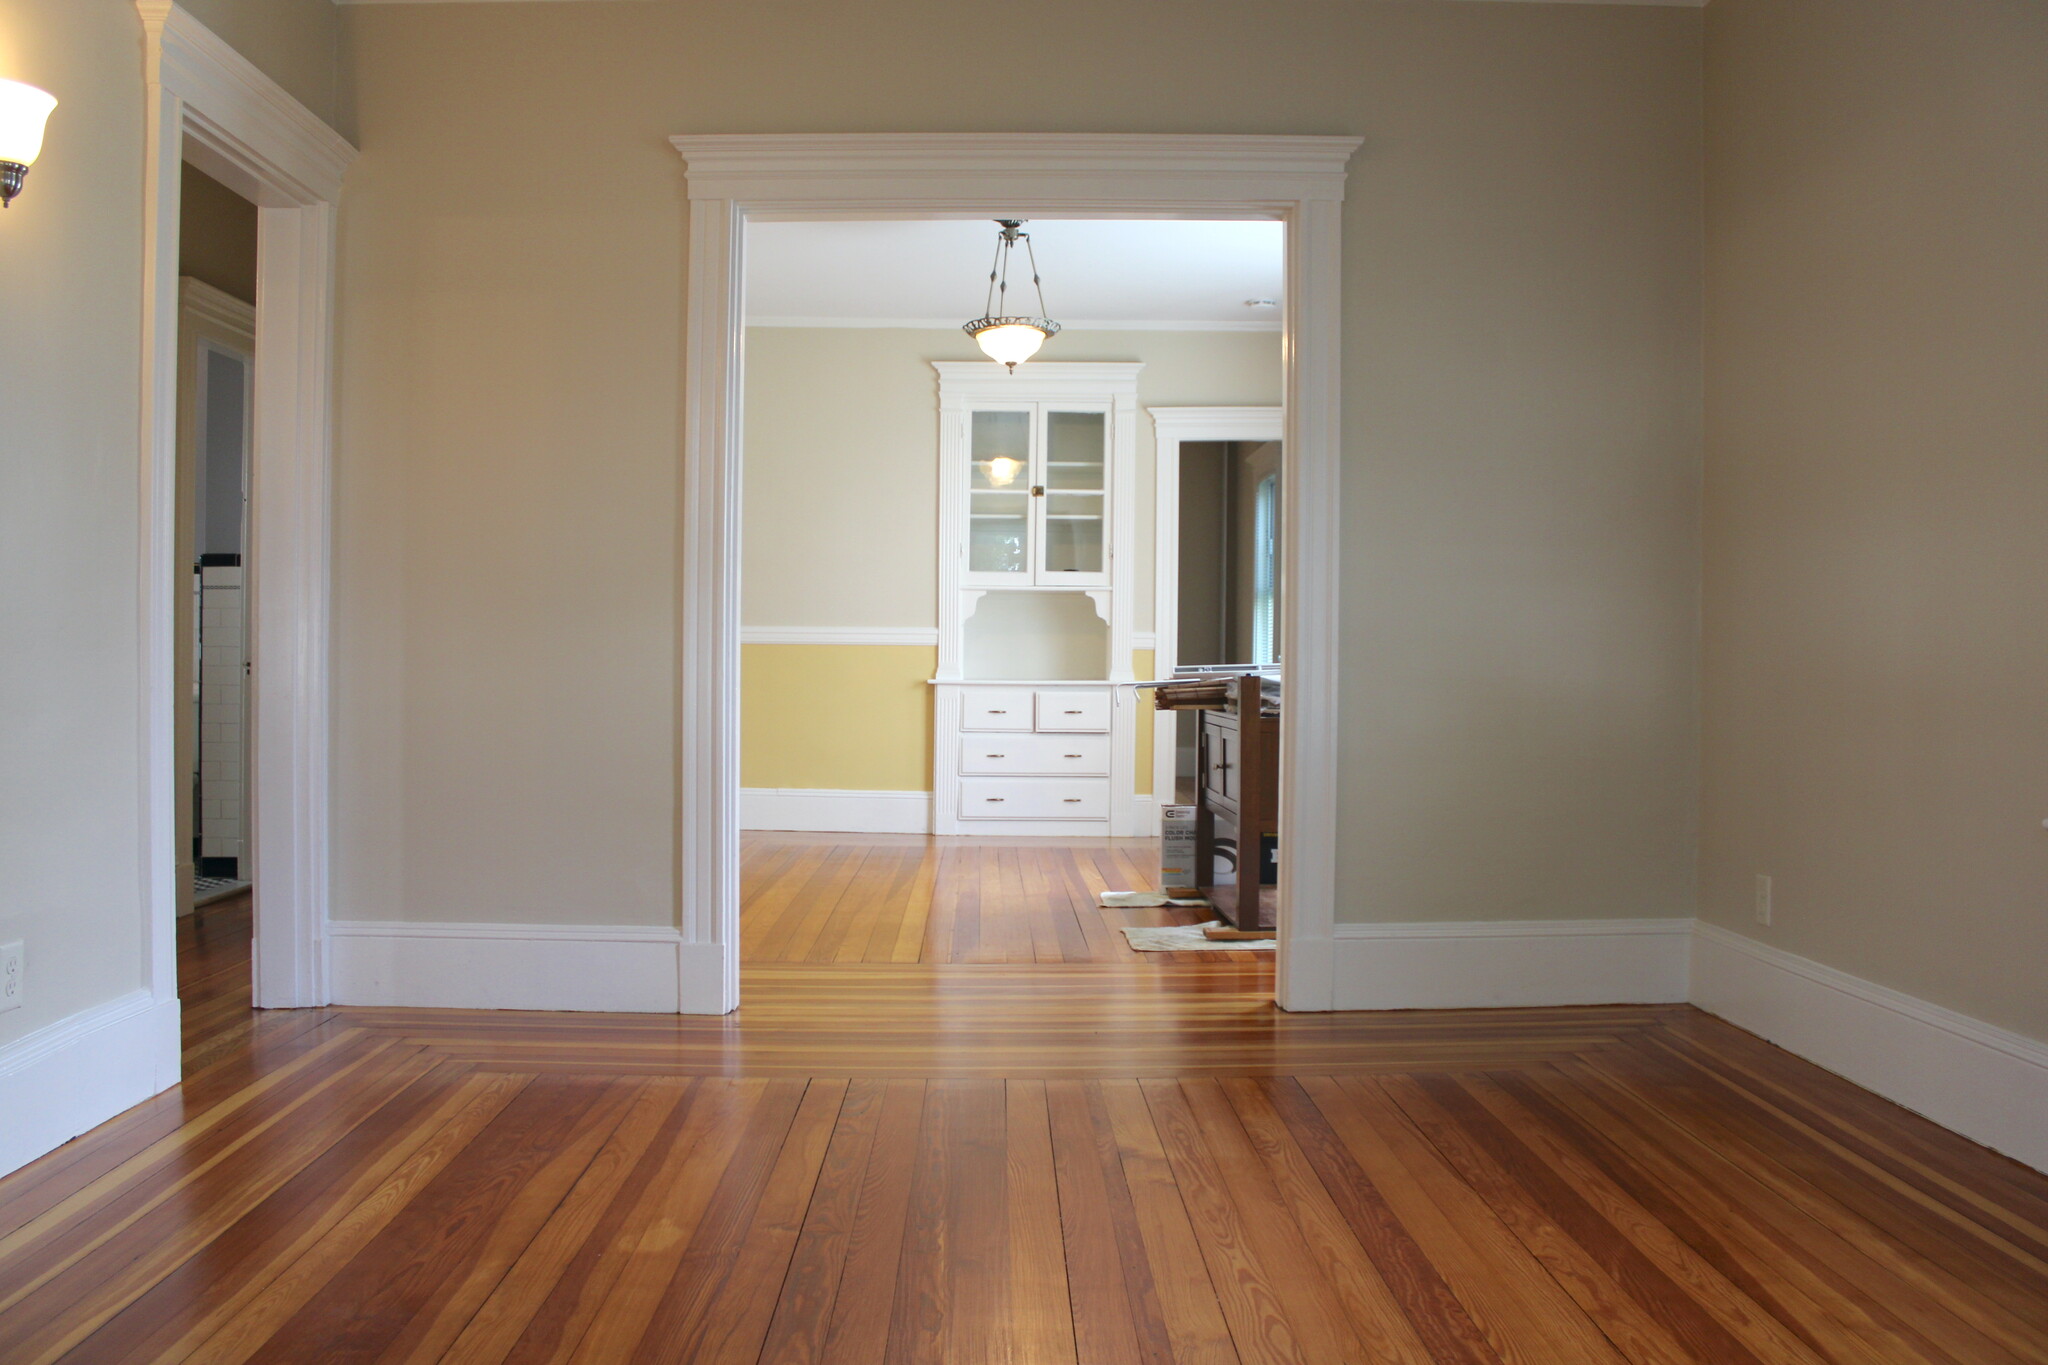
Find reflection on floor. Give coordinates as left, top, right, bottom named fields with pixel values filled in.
left=1, top=851, right=2045, bottom=1362
left=740, top=831, right=1261, bottom=964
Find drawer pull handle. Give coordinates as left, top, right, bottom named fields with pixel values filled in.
left=1064, top=753, right=1083, bottom=759
left=987, top=753, right=1006, bottom=758
left=1063, top=798, right=1083, bottom=803
left=985, top=797, right=1005, bottom=803
left=1064, top=709, right=1083, bottom=714
left=988, top=709, right=1007, bottom=714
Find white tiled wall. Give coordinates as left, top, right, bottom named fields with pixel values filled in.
left=198, top=566, right=247, bottom=863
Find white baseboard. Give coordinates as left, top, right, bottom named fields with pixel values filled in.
left=0, top=990, right=182, bottom=1179
left=328, top=921, right=728, bottom=1014
left=1132, top=795, right=1157, bottom=837
left=1690, top=923, right=2048, bottom=1173
left=741, top=787, right=933, bottom=834
left=1332, top=918, right=1693, bottom=1011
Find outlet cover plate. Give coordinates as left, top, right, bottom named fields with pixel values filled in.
left=0, top=941, right=21, bottom=1013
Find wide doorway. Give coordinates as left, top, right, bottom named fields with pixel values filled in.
left=671, top=133, right=1357, bottom=1012
left=735, top=217, right=1283, bottom=970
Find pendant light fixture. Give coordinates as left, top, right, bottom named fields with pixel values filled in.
left=963, top=219, right=1060, bottom=372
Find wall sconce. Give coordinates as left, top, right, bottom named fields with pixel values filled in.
left=0, top=78, right=57, bottom=208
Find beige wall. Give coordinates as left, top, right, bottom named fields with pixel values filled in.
left=0, top=1, right=341, bottom=1044
left=1176, top=442, right=1229, bottom=667
left=334, top=0, right=1702, bottom=927
left=179, top=0, right=341, bottom=128
left=180, top=163, right=257, bottom=304
left=0, top=2, right=142, bottom=1041
left=743, top=326, right=1280, bottom=634
left=1702, top=0, right=2048, bottom=1041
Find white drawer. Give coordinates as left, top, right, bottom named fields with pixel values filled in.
left=1034, top=689, right=1111, bottom=732
left=959, top=777, right=1109, bottom=820
left=960, top=732, right=1109, bottom=776
left=960, top=689, right=1034, bottom=731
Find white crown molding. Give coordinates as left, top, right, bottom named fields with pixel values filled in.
left=742, top=626, right=939, bottom=647
left=670, top=133, right=1361, bottom=209
left=747, top=316, right=1282, bottom=334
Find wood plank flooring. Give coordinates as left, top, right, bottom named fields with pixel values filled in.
left=739, top=832, right=1266, bottom=964
left=2, top=838, right=2046, bottom=1363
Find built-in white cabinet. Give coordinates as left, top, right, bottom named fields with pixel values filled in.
left=964, top=406, right=1109, bottom=586
left=933, top=363, right=1144, bottom=836
left=941, top=683, right=1128, bottom=833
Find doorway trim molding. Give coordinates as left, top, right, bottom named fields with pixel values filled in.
left=1146, top=406, right=1286, bottom=819
left=138, top=2, right=354, bottom=1012
left=668, top=133, right=1358, bottom=1012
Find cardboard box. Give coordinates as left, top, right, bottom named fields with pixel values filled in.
left=1160, top=804, right=1198, bottom=891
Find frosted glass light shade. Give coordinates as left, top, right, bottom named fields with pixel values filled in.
left=0, top=79, right=56, bottom=168
left=972, top=322, right=1049, bottom=370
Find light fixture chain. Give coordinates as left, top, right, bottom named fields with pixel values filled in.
left=984, top=234, right=1004, bottom=318
left=1023, top=234, right=1050, bottom=320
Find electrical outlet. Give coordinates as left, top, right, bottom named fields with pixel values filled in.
left=0, top=941, right=21, bottom=1014
left=1754, top=875, right=1773, bottom=927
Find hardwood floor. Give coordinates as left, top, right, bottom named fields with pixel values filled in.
left=3, top=843, right=2047, bottom=1363
left=739, top=832, right=1266, bottom=964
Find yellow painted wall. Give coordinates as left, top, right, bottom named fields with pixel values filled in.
left=742, top=645, right=936, bottom=792
left=743, top=645, right=1154, bottom=797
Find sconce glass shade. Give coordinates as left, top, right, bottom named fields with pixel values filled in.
left=0, top=78, right=56, bottom=208
left=0, top=79, right=56, bottom=166
left=966, top=319, right=1056, bottom=371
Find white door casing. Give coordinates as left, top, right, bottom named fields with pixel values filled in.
left=1146, top=407, right=1286, bottom=816
left=670, top=134, right=1357, bottom=1012
left=138, top=2, right=354, bottom=1014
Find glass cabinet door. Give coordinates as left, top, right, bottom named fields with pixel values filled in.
left=968, top=410, right=1032, bottom=576
left=1040, top=411, right=1105, bottom=577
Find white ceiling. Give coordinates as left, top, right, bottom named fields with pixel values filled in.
left=743, top=219, right=1287, bottom=331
